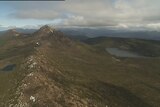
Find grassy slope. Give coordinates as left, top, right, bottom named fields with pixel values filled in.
left=0, top=33, right=159, bottom=106
left=47, top=41, right=160, bottom=106
left=34, top=36, right=158, bottom=106
left=85, top=37, right=160, bottom=57
left=0, top=36, right=35, bottom=106
left=84, top=37, right=160, bottom=106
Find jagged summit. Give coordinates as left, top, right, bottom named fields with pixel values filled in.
left=33, top=25, right=57, bottom=38
left=38, top=25, right=54, bottom=33
left=33, top=25, right=70, bottom=43
left=7, top=29, right=18, bottom=33
left=6, top=29, right=21, bottom=37
left=39, top=25, right=53, bottom=30
left=8, top=29, right=17, bottom=33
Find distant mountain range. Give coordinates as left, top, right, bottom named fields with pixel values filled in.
left=1, top=27, right=160, bottom=41
left=59, top=28, right=160, bottom=41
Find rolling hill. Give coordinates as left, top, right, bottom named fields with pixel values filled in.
left=0, top=25, right=159, bottom=107
left=85, top=37, right=160, bottom=57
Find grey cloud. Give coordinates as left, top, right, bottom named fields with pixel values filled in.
left=58, top=15, right=118, bottom=27
left=143, top=16, right=160, bottom=23
left=3, top=0, right=160, bottom=30
left=9, top=10, right=59, bottom=20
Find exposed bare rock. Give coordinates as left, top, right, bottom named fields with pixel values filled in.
left=13, top=44, right=98, bottom=107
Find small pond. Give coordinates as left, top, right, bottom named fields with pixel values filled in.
left=1, top=64, right=16, bottom=72
left=106, top=48, right=145, bottom=58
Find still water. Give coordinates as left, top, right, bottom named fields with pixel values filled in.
left=1, top=64, right=16, bottom=72
left=106, top=48, right=144, bottom=58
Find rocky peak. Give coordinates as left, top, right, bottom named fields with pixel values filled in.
left=33, top=25, right=56, bottom=38
left=38, top=25, right=54, bottom=33
left=33, top=25, right=74, bottom=46
left=6, top=29, right=21, bottom=37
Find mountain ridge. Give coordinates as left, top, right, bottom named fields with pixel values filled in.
left=0, top=25, right=159, bottom=107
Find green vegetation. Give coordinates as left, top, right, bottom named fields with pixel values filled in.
left=0, top=35, right=35, bottom=106
left=0, top=27, right=159, bottom=107
left=0, top=40, right=6, bottom=46
left=85, top=37, right=160, bottom=57
left=46, top=41, right=160, bottom=106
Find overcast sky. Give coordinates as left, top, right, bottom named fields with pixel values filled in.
left=0, top=0, right=160, bottom=31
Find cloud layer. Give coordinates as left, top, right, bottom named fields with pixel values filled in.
left=2, top=0, right=160, bottom=30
